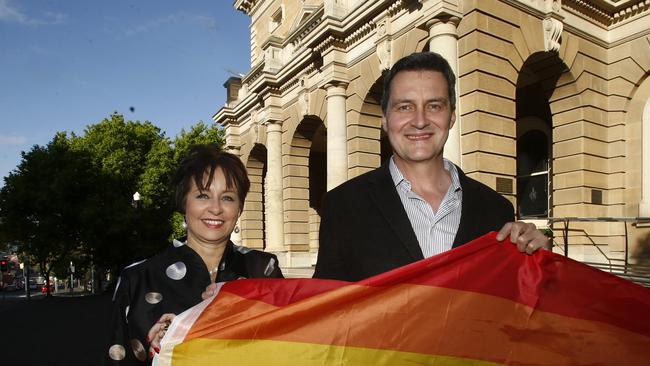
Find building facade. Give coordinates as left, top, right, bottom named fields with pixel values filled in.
left=214, top=0, right=650, bottom=271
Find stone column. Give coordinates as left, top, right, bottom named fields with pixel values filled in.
left=224, top=130, right=243, bottom=244
left=325, top=82, right=348, bottom=191
left=641, top=99, right=650, bottom=216
left=265, top=120, right=285, bottom=252
left=427, top=17, right=461, bottom=166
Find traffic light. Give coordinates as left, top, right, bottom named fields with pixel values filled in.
left=0, top=260, right=6, bottom=272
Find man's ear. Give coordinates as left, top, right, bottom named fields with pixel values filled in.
left=449, top=111, right=456, bottom=130
left=381, top=116, right=388, bottom=132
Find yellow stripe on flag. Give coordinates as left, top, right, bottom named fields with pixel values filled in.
left=169, top=338, right=502, bottom=366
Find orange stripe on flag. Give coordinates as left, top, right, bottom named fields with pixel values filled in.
left=184, top=283, right=650, bottom=365
left=156, top=233, right=650, bottom=366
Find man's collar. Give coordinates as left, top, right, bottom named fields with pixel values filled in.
left=388, top=155, right=462, bottom=192
left=388, top=156, right=406, bottom=187
left=443, top=159, right=462, bottom=192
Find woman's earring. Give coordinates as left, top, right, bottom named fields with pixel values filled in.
left=182, top=217, right=187, bottom=229
left=234, top=225, right=240, bottom=234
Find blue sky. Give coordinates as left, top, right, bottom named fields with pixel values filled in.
left=0, top=0, right=250, bottom=184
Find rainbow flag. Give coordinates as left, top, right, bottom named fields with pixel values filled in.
left=154, top=233, right=650, bottom=365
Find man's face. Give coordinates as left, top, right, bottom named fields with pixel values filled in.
left=382, top=69, right=455, bottom=168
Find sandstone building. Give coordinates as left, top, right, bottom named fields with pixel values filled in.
left=213, top=0, right=650, bottom=272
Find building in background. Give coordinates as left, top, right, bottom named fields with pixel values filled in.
left=214, top=0, right=650, bottom=272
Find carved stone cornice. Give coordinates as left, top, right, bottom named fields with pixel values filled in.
left=242, top=62, right=265, bottom=86
left=220, top=117, right=239, bottom=127
left=260, top=85, right=282, bottom=96
left=563, top=0, right=650, bottom=26
left=234, top=0, right=258, bottom=15
left=564, top=0, right=616, bottom=24
left=213, top=91, right=259, bottom=127
left=313, top=34, right=346, bottom=55
left=345, top=20, right=376, bottom=45
left=213, top=106, right=239, bottom=127
left=609, top=0, right=650, bottom=22
left=278, top=77, right=301, bottom=94
left=387, top=0, right=409, bottom=17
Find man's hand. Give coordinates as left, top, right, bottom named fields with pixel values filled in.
left=496, top=221, right=551, bottom=254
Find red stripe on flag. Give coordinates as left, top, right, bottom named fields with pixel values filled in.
left=222, top=233, right=650, bottom=337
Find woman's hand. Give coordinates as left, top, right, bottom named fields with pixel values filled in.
left=202, top=283, right=219, bottom=299
left=146, top=313, right=175, bottom=358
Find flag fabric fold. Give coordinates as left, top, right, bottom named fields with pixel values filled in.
left=154, top=232, right=650, bottom=365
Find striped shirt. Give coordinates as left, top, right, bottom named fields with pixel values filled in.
left=389, top=157, right=463, bottom=258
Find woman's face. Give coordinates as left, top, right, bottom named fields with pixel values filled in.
left=185, top=167, right=241, bottom=249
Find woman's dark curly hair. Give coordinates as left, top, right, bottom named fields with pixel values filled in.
left=172, top=144, right=250, bottom=213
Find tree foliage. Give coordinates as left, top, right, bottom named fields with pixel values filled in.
left=0, top=114, right=225, bottom=290
left=173, top=121, right=224, bottom=163
left=68, top=113, right=174, bottom=272
left=0, top=133, right=98, bottom=295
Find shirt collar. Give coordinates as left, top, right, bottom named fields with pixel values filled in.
left=388, top=156, right=462, bottom=193
left=389, top=156, right=408, bottom=188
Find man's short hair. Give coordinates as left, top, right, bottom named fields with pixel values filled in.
left=380, top=52, right=456, bottom=114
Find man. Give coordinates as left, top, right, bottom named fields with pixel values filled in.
left=314, top=52, right=549, bottom=281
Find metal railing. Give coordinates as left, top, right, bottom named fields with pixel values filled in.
left=545, top=216, right=650, bottom=286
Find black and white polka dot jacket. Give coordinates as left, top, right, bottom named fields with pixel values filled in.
left=106, top=239, right=283, bottom=365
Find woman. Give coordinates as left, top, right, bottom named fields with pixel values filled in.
left=106, top=144, right=283, bottom=365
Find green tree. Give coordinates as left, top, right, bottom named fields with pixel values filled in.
left=0, top=115, right=226, bottom=292
left=172, top=121, right=224, bottom=163
left=69, top=113, right=174, bottom=275
left=0, top=134, right=97, bottom=295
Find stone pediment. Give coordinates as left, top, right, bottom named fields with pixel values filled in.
left=289, top=4, right=321, bottom=34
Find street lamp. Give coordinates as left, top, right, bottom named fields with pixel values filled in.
left=132, top=192, right=142, bottom=268
left=132, top=191, right=141, bottom=209
left=20, top=261, right=29, bottom=299
left=69, top=261, right=75, bottom=294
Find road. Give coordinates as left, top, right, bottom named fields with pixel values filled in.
left=0, top=289, right=112, bottom=365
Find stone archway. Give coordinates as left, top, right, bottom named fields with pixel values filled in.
left=624, top=75, right=650, bottom=217
left=625, top=75, right=650, bottom=260
left=516, top=51, right=567, bottom=219
left=349, top=77, right=391, bottom=179
left=241, top=143, right=267, bottom=250
left=284, top=116, right=326, bottom=260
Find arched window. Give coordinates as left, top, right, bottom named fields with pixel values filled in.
left=515, top=52, right=564, bottom=219
left=517, top=129, right=549, bottom=217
